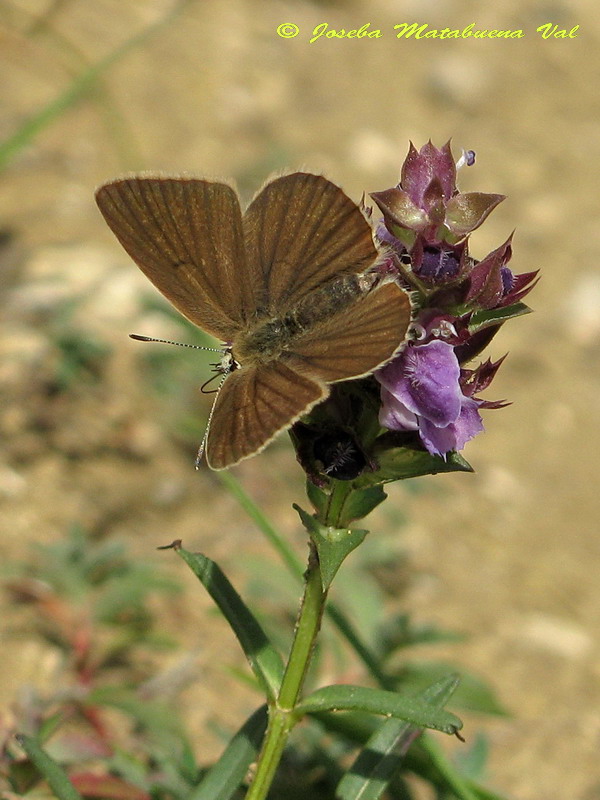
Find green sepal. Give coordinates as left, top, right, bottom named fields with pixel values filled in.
left=467, top=301, right=532, bottom=334
left=389, top=222, right=416, bottom=249
left=173, top=546, right=285, bottom=701
left=294, top=504, right=367, bottom=591
left=356, top=440, right=473, bottom=486
left=189, top=705, right=268, bottom=800
left=307, top=481, right=386, bottom=526
left=305, top=479, right=328, bottom=519
left=336, top=674, right=461, bottom=800
left=15, top=735, right=83, bottom=800
left=295, top=684, right=462, bottom=735
left=338, top=484, right=387, bottom=524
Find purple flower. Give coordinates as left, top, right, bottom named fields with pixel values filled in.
left=370, top=141, right=505, bottom=246
left=376, top=340, right=484, bottom=457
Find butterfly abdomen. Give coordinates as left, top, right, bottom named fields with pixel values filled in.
left=232, top=273, right=380, bottom=368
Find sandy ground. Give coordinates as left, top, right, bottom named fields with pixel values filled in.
left=1, top=1, right=599, bottom=798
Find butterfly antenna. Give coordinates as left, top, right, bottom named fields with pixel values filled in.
left=129, top=333, right=224, bottom=353
left=195, top=370, right=229, bottom=469
left=131, top=333, right=237, bottom=470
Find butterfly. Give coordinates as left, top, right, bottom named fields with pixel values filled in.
left=95, top=172, right=411, bottom=469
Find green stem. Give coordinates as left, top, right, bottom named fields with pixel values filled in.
left=227, top=475, right=475, bottom=798
left=246, top=548, right=326, bottom=800
left=277, top=549, right=325, bottom=711
left=246, top=480, right=352, bottom=800
left=223, top=472, right=394, bottom=688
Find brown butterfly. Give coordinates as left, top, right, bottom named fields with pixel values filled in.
left=95, top=172, right=411, bottom=469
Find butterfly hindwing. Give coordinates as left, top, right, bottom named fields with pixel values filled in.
left=286, top=282, right=411, bottom=382
left=206, top=361, right=327, bottom=469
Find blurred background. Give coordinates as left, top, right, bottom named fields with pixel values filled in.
left=1, top=0, right=599, bottom=798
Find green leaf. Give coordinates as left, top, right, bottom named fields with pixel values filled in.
left=189, top=705, right=268, bottom=800
left=313, top=712, right=506, bottom=800
left=454, top=732, right=490, bottom=781
left=86, top=687, right=186, bottom=735
left=15, top=735, right=83, bottom=800
left=306, top=479, right=329, bottom=519
left=416, top=734, right=500, bottom=800
left=294, top=504, right=368, bottom=591
left=175, top=547, right=285, bottom=701
left=295, top=685, right=462, bottom=735
left=397, top=662, right=509, bottom=717
left=377, top=614, right=465, bottom=658
left=336, top=675, right=461, bottom=800
left=468, top=302, right=532, bottom=334
left=338, top=485, right=387, bottom=525
left=417, top=672, right=462, bottom=706
left=357, top=442, right=473, bottom=486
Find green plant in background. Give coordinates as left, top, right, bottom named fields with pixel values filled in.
left=1, top=519, right=502, bottom=799
left=5, top=523, right=180, bottom=654
left=0, top=1, right=192, bottom=174
left=1, top=524, right=203, bottom=799
left=43, top=300, right=112, bottom=393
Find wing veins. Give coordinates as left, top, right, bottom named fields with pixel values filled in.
left=260, top=177, right=295, bottom=303
left=153, top=181, right=193, bottom=269
left=289, top=206, right=370, bottom=296
left=105, top=187, right=185, bottom=273
left=179, top=182, right=221, bottom=300
left=154, top=182, right=212, bottom=296
left=131, top=181, right=189, bottom=268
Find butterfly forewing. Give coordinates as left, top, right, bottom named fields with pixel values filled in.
left=243, top=173, right=379, bottom=310
left=286, top=282, right=411, bottom=382
left=206, top=362, right=327, bottom=469
left=95, top=178, right=261, bottom=340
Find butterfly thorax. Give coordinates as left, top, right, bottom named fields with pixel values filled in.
left=232, top=272, right=377, bottom=367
